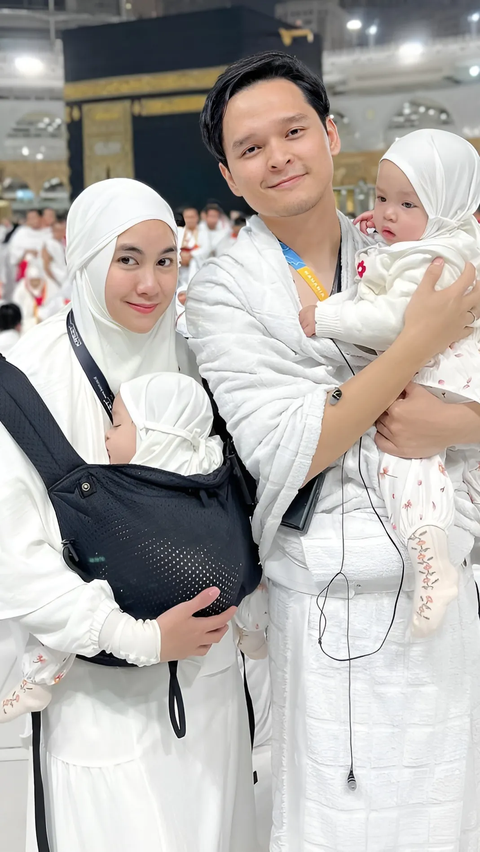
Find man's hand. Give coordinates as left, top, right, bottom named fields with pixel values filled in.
left=375, top=382, right=480, bottom=458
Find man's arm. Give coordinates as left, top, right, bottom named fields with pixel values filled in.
left=375, top=383, right=480, bottom=458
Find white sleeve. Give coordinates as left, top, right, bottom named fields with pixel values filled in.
left=314, top=247, right=465, bottom=351
left=186, top=263, right=337, bottom=559
left=0, top=428, right=120, bottom=657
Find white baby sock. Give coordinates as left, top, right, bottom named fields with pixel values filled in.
left=408, top=525, right=458, bottom=638
left=0, top=679, right=52, bottom=723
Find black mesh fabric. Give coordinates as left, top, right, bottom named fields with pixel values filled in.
left=0, top=358, right=261, bottom=665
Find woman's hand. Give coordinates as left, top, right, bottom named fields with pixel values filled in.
left=402, top=259, right=480, bottom=363
left=353, top=210, right=375, bottom=234
left=157, top=587, right=236, bottom=662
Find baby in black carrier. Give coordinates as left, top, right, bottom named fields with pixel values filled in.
left=1, top=371, right=231, bottom=721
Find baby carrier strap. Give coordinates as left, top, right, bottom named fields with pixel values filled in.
left=0, top=355, right=83, bottom=490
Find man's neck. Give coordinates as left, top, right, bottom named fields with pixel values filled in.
left=260, top=190, right=340, bottom=271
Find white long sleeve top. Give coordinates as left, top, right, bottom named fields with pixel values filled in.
left=314, top=220, right=480, bottom=352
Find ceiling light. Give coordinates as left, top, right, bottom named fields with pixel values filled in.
left=418, top=105, right=426, bottom=113
left=366, top=25, right=378, bottom=35
left=398, top=41, right=424, bottom=58
left=470, top=65, right=480, bottom=77
left=36, top=152, right=44, bottom=160
left=346, top=19, right=362, bottom=31
left=21, top=146, right=29, bottom=156
left=469, top=12, right=480, bottom=22
left=427, top=107, right=436, bottom=115
left=14, top=56, right=44, bottom=76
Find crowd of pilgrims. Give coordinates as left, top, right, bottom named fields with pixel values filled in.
left=0, top=201, right=247, bottom=356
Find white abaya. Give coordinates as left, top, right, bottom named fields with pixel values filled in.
left=186, top=212, right=480, bottom=851
left=0, top=179, right=256, bottom=852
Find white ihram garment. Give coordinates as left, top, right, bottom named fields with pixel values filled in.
left=313, top=130, right=480, bottom=572
left=0, top=178, right=255, bottom=852
left=186, top=211, right=480, bottom=851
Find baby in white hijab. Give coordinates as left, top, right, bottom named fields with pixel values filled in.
left=1, top=371, right=226, bottom=721
left=299, top=129, right=480, bottom=638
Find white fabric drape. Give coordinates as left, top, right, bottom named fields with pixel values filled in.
left=120, top=371, right=224, bottom=474
left=186, top=210, right=480, bottom=851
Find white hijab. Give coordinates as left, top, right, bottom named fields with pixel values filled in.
left=120, top=372, right=223, bottom=475
left=10, top=178, right=190, bottom=463
left=381, top=129, right=480, bottom=240
left=68, top=177, right=179, bottom=395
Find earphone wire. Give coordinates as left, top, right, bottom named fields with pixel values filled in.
left=316, top=339, right=407, bottom=788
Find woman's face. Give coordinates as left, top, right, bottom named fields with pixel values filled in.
left=105, top=219, right=178, bottom=333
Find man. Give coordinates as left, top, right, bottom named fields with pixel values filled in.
left=7, top=209, right=47, bottom=287
left=42, top=214, right=67, bottom=290
left=214, top=215, right=247, bottom=257
left=197, top=202, right=232, bottom=262
left=186, top=52, right=480, bottom=851
left=41, top=206, right=57, bottom=232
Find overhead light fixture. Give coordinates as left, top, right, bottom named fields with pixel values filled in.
left=14, top=56, right=44, bottom=76
left=346, top=19, right=362, bottom=31
left=36, top=152, right=44, bottom=160
left=398, top=41, right=424, bottom=59
left=366, top=25, right=378, bottom=35
left=469, top=12, right=480, bottom=22
left=470, top=64, right=480, bottom=77
left=21, top=146, right=29, bottom=156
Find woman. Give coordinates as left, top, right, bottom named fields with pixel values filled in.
left=0, top=179, right=257, bottom=852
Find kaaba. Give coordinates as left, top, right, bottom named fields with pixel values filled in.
left=63, top=6, right=322, bottom=212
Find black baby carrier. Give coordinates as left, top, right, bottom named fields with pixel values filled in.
left=0, top=346, right=260, bottom=852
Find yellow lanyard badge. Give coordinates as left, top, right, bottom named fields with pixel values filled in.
left=279, top=241, right=330, bottom=302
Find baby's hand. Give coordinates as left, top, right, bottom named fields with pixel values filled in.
left=353, top=210, right=375, bottom=235
left=299, top=305, right=316, bottom=337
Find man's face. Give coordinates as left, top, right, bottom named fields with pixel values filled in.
left=205, top=209, right=220, bottom=230
left=42, top=208, right=56, bottom=227
left=183, top=207, right=199, bottom=231
left=26, top=211, right=42, bottom=229
left=53, top=221, right=66, bottom=242
left=220, top=79, right=340, bottom=220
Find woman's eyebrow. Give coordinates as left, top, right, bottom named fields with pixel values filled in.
left=116, top=244, right=144, bottom=255
left=160, top=246, right=177, bottom=255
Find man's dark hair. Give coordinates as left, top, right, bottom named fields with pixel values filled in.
left=203, top=202, right=223, bottom=215
left=233, top=215, right=247, bottom=228
left=200, top=50, right=330, bottom=167
left=0, top=303, right=21, bottom=331
left=174, top=210, right=186, bottom=228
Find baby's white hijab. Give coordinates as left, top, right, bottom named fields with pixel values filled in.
left=120, top=372, right=223, bottom=475
left=68, top=178, right=179, bottom=395
left=381, top=129, right=480, bottom=240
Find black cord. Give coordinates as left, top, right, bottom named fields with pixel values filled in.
left=316, top=339, right=407, bottom=790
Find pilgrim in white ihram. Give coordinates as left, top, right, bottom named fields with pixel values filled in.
left=301, top=129, right=480, bottom=637
left=186, top=206, right=480, bottom=852
left=0, top=178, right=257, bottom=852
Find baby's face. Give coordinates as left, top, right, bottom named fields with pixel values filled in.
left=105, top=393, right=136, bottom=464
left=372, top=159, right=428, bottom=245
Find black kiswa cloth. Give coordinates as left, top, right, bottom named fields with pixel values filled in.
left=0, top=355, right=261, bottom=690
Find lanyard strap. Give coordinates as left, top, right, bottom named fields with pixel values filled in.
left=66, top=310, right=114, bottom=423
left=279, top=241, right=340, bottom=302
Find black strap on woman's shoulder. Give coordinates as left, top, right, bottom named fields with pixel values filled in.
left=32, top=712, right=51, bottom=852
left=0, top=355, right=83, bottom=489
left=66, top=311, right=114, bottom=423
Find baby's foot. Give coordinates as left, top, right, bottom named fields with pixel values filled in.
left=408, top=526, right=458, bottom=638
left=0, top=680, right=52, bottom=722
